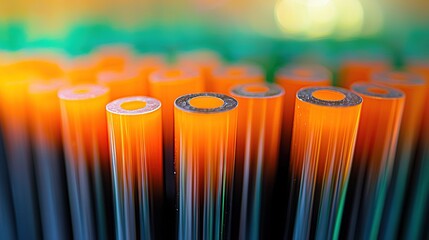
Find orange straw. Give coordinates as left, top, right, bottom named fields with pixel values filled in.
left=148, top=66, right=204, bottom=214
left=58, top=84, right=114, bottom=239
left=97, top=68, right=145, bottom=100
left=340, top=59, right=389, bottom=88
left=6, top=57, right=64, bottom=79
left=371, top=71, right=427, bottom=240
left=407, top=61, right=429, bottom=145
left=176, top=50, right=222, bottom=89
left=210, top=64, right=264, bottom=94
left=275, top=64, right=331, bottom=160
left=28, top=79, right=71, bottom=239
left=65, top=56, right=99, bottom=84
left=148, top=67, right=204, bottom=158
left=0, top=67, right=41, bottom=239
left=343, top=82, right=404, bottom=240
left=92, top=44, right=134, bottom=73
left=175, top=93, right=238, bottom=240
left=106, top=96, right=163, bottom=239
left=404, top=60, right=429, bottom=240
left=290, top=87, right=362, bottom=240
left=230, top=83, right=284, bottom=239
left=134, top=54, right=166, bottom=96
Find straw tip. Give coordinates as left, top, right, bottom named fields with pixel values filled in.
left=106, top=96, right=161, bottom=115
left=58, top=84, right=109, bottom=100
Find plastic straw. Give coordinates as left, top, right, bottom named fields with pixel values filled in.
left=58, top=84, right=114, bottom=239
left=106, top=96, right=164, bottom=239
left=230, top=83, right=284, bottom=239
left=175, top=93, right=238, bottom=240
left=289, top=86, right=362, bottom=240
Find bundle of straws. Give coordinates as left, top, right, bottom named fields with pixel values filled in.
left=0, top=45, right=427, bottom=240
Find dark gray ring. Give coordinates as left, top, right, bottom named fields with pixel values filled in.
left=372, top=71, right=425, bottom=85
left=231, top=83, right=284, bottom=98
left=351, top=82, right=404, bottom=99
left=297, top=86, right=362, bottom=107
left=175, top=92, right=238, bottom=113
left=106, top=96, right=161, bottom=116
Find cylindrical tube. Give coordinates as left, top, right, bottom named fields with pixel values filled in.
left=135, top=54, right=166, bottom=96
left=106, top=96, right=164, bottom=240
left=65, top=57, right=99, bottom=84
left=230, top=83, right=284, bottom=239
left=92, top=44, right=134, bottom=73
left=404, top=61, right=429, bottom=240
left=372, top=71, right=427, bottom=240
left=210, top=64, right=264, bottom=94
left=339, top=58, right=389, bottom=88
left=177, top=50, right=222, bottom=89
left=175, top=93, right=238, bottom=240
left=29, top=80, right=71, bottom=240
left=341, top=82, right=404, bottom=240
left=289, top=87, right=362, bottom=240
left=276, top=65, right=331, bottom=237
left=7, top=57, right=64, bottom=79
left=97, top=68, right=146, bottom=100
left=0, top=68, right=41, bottom=240
left=148, top=67, right=204, bottom=208
left=275, top=64, right=331, bottom=160
left=58, top=84, right=114, bottom=239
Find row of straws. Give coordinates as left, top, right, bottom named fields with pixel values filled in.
left=0, top=46, right=428, bottom=240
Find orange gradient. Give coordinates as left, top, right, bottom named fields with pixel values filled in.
left=407, top=62, right=429, bottom=145
left=231, top=83, right=284, bottom=184
left=291, top=86, right=361, bottom=180
left=65, top=56, right=99, bottom=84
left=372, top=71, right=426, bottom=160
left=343, top=82, right=404, bottom=239
left=275, top=64, right=331, bottom=160
left=148, top=67, right=204, bottom=160
left=0, top=66, right=41, bottom=238
left=134, top=54, right=166, bottom=95
left=0, top=68, right=33, bottom=158
left=210, top=64, right=264, bottom=94
left=28, top=79, right=70, bottom=239
left=175, top=93, right=238, bottom=239
left=106, top=96, right=164, bottom=239
left=340, top=59, right=389, bottom=88
left=351, top=82, right=404, bottom=175
left=290, top=87, right=362, bottom=240
left=371, top=71, right=427, bottom=240
left=29, top=79, right=66, bottom=147
left=177, top=50, right=222, bottom=89
left=6, top=57, right=64, bottom=79
left=58, top=84, right=112, bottom=239
left=58, top=84, right=110, bottom=166
left=230, top=83, right=284, bottom=239
left=92, top=44, right=134, bottom=73
left=97, top=68, right=146, bottom=100
left=106, top=96, right=163, bottom=193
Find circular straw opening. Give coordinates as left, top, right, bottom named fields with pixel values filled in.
left=367, top=87, right=389, bottom=95
left=312, top=89, right=346, bottom=101
left=189, top=96, right=225, bottom=109
left=121, top=100, right=147, bottom=111
left=244, top=85, right=270, bottom=93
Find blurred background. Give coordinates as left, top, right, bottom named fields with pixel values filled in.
left=0, top=1, right=428, bottom=239
left=0, top=0, right=428, bottom=78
